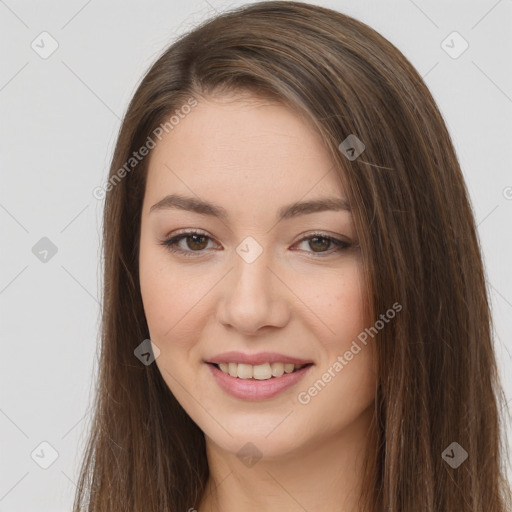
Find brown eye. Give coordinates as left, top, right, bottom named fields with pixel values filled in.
left=185, top=234, right=209, bottom=251
left=160, top=230, right=217, bottom=258
left=308, top=236, right=331, bottom=252
left=293, top=233, right=352, bottom=257
left=161, top=230, right=353, bottom=259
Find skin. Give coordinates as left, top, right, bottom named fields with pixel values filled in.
left=139, top=92, right=377, bottom=512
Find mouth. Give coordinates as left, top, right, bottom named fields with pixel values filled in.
left=207, top=361, right=313, bottom=380
left=206, top=361, right=314, bottom=400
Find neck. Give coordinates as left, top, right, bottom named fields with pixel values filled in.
left=198, top=405, right=374, bottom=512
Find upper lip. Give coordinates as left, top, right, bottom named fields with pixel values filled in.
left=205, top=351, right=313, bottom=366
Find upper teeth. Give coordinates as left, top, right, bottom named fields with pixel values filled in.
left=217, top=362, right=306, bottom=380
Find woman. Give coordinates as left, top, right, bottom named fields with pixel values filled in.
left=74, top=2, right=512, bottom=511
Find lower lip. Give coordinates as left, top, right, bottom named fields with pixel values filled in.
left=206, top=363, right=313, bottom=400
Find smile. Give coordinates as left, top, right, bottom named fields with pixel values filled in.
left=206, top=362, right=314, bottom=400
left=215, top=362, right=308, bottom=380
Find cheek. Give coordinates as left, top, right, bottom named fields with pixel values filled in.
left=139, top=246, right=197, bottom=391
left=138, top=238, right=187, bottom=349
left=294, top=283, right=376, bottom=431
left=139, top=242, right=214, bottom=356
left=139, top=246, right=170, bottom=337
left=295, top=262, right=368, bottom=349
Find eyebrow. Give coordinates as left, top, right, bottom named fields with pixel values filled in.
left=149, top=193, right=351, bottom=221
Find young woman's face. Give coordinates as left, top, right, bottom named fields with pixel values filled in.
left=139, top=93, right=376, bottom=458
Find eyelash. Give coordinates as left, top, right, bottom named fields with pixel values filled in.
left=158, top=229, right=353, bottom=259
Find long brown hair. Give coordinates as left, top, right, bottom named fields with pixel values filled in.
left=73, top=2, right=512, bottom=510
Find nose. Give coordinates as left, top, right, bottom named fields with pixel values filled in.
left=215, top=246, right=290, bottom=335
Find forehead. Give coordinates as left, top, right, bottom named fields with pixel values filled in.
left=144, top=94, right=346, bottom=211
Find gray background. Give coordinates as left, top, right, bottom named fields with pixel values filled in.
left=1, top=0, right=511, bottom=510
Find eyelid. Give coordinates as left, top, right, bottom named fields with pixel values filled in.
left=291, top=231, right=353, bottom=256
left=163, top=228, right=351, bottom=243
left=291, top=230, right=351, bottom=244
left=159, top=228, right=355, bottom=258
